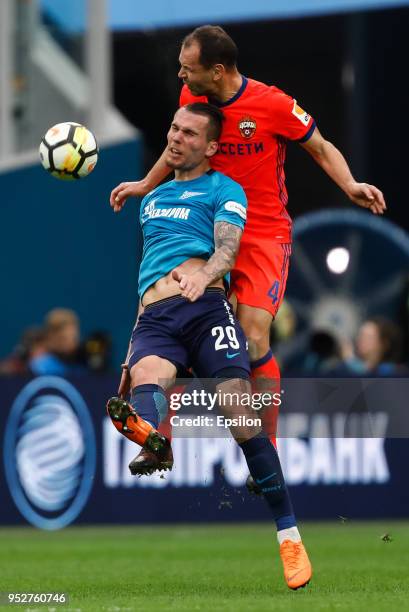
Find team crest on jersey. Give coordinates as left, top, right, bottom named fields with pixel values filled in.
left=238, top=116, right=257, bottom=139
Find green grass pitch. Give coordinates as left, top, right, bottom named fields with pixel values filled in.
left=0, top=522, right=408, bottom=611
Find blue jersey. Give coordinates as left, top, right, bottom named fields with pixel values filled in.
left=138, top=170, right=247, bottom=299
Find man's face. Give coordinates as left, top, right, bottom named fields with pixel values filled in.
left=178, top=42, right=218, bottom=97
left=356, top=322, right=382, bottom=360
left=166, top=107, right=217, bottom=171
left=48, top=322, right=80, bottom=356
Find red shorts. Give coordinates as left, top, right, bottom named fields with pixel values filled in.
left=230, top=238, right=291, bottom=317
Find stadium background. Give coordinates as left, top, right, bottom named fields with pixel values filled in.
left=0, top=1, right=408, bottom=609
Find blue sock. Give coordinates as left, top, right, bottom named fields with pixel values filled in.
left=130, top=384, right=168, bottom=429
left=240, top=434, right=296, bottom=531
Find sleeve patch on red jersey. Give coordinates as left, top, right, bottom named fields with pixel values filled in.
left=292, top=100, right=310, bottom=126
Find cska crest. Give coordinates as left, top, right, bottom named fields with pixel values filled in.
left=238, top=116, right=257, bottom=139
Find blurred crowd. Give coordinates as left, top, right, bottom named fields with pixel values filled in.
left=272, top=303, right=409, bottom=377
left=1, top=305, right=407, bottom=378
left=0, top=308, right=112, bottom=376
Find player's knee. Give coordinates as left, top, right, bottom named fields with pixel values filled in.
left=214, top=369, right=251, bottom=412
left=129, top=355, right=175, bottom=387
left=247, top=336, right=271, bottom=363
left=214, top=373, right=262, bottom=440
left=239, top=309, right=271, bottom=341
left=245, top=325, right=270, bottom=346
left=130, top=363, right=151, bottom=386
left=239, top=320, right=271, bottom=357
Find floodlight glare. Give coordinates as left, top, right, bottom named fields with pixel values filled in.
left=326, top=247, right=350, bottom=274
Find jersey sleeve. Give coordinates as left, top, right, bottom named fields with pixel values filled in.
left=179, top=85, right=208, bottom=107
left=214, top=177, right=248, bottom=230
left=269, top=87, right=316, bottom=142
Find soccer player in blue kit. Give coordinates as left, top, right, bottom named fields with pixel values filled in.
left=107, top=102, right=312, bottom=589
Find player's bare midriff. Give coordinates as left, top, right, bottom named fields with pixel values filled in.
left=142, top=257, right=224, bottom=306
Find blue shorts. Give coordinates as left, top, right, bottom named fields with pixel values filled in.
left=128, top=288, right=250, bottom=378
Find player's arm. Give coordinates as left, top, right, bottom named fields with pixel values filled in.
left=110, top=148, right=172, bottom=212
left=172, top=222, right=243, bottom=302
left=118, top=301, right=145, bottom=397
left=300, top=127, right=386, bottom=214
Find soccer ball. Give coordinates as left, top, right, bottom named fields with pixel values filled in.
left=39, top=122, right=99, bottom=180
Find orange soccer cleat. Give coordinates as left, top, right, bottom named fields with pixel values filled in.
left=106, top=397, right=168, bottom=454
left=279, top=540, right=312, bottom=590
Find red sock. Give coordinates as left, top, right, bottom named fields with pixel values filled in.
left=251, top=349, right=280, bottom=447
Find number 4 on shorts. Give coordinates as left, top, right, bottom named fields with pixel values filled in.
left=268, top=281, right=280, bottom=305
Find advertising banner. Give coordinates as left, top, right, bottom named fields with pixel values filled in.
left=1, top=375, right=408, bottom=530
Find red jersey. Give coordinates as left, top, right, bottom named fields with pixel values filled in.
left=180, top=77, right=315, bottom=241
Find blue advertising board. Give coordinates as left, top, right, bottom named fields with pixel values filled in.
left=1, top=375, right=408, bottom=530
left=0, top=138, right=143, bottom=367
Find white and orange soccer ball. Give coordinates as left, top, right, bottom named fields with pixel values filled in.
left=39, top=122, right=99, bottom=180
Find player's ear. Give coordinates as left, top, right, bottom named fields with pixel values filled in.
left=205, top=140, right=219, bottom=158
left=213, top=64, right=225, bottom=82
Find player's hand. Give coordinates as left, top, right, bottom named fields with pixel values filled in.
left=346, top=181, right=386, bottom=215
left=172, top=268, right=209, bottom=302
left=118, top=364, right=131, bottom=399
left=110, top=180, right=151, bottom=212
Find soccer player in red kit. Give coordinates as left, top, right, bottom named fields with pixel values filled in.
left=179, top=59, right=313, bottom=403
left=110, top=25, right=386, bottom=590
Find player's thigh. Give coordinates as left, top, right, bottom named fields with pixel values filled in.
left=231, top=241, right=291, bottom=318
left=188, top=293, right=250, bottom=378
left=130, top=355, right=177, bottom=388
left=128, top=306, right=189, bottom=379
